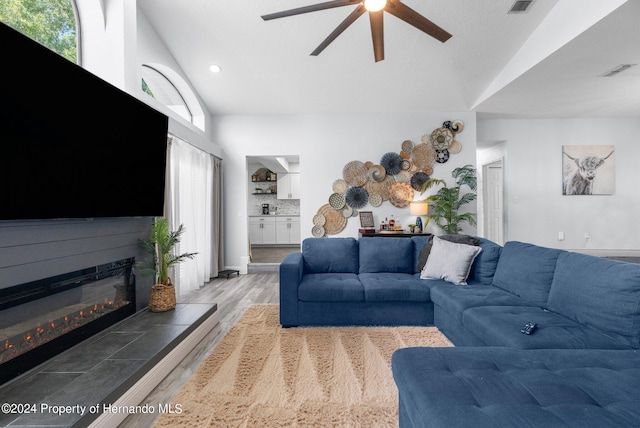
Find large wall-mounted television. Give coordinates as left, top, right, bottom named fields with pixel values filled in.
left=0, top=22, right=168, bottom=221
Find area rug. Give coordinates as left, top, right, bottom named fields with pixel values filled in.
left=153, top=305, right=453, bottom=427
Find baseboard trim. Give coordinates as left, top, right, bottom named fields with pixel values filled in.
left=86, top=310, right=220, bottom=428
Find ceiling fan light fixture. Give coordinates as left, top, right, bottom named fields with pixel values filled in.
left=363, top=0, right=387, bottom=12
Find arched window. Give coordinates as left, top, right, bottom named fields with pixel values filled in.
left=0, top=0, right=78, bottom=63
left=142, top=64, right=205, bottom=131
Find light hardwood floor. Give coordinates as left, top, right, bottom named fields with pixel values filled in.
left=120, top=272, right=279, bottom=427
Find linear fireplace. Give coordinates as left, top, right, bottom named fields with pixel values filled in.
left=0, top=258, right=136, bottom=384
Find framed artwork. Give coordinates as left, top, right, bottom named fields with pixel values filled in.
left=562, top=145, right=615, bottom=195
left=359, top=211, right=375, bottom=228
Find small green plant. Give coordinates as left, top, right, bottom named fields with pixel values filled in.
left=138, top=218, right=197, bottom=285
left=421, top=165, right=477, bottom=234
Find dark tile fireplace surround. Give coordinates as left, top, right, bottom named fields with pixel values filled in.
left=0, top=258, right=136, bottom=384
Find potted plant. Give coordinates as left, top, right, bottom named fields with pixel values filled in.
left=138, top=217, right=197, bottom=312
left=421, top=164, right=477, bottom=234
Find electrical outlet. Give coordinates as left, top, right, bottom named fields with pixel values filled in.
left=558, top=232, right=565, bottom=241
left=584, top=233, right=591, bottom=240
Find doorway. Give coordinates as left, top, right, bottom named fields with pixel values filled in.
left=483, top=159, right=505, bottom=244
left=246, top=155, right=301, bottom=272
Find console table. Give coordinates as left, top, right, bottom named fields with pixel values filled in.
left=359, top=232, right=432, bottom=238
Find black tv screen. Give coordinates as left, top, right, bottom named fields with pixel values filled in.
left=0, top=22, right=168, bottom=220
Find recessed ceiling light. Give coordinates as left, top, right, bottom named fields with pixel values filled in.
left=209, top=64, right=222, bottom=73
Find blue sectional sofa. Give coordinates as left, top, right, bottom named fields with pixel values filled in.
left=279, top=236, right=640, bottom=427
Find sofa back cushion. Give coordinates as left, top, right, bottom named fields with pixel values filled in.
left=467, top=238, right=502, bottom=285
left=411, top=235, right=431, bottom=273
left=547, top=252, right=640, bottom=344
left=492, top=241, right=563, bottom=307
left=359, top=237, right=414, bottom=274
left=302, top=237, right=358, bottom=274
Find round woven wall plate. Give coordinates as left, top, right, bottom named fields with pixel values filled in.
left=342, top=205, right=353, bottom=218
left=311, top=225, right=325, bottom=238
left=332, top=179, right=348, bottom=194
left=448, top=140, right=462, bottom=154
left=342, top=161, right=368, bottom=187
left=369, top=193, right=382, bottom=207
left=345, top=186, right=369, bottom=209
left=411, top=143, right=436, bottom=171
left=401, top=140, right=415, bottom=153
left=367, top=165, right=386, bottom=182
left=329, top=192, right=346, bottom=209
left=313, top=214, right=326, bottom=226
left=410, top=171, right=430, bottom=192
left=389, top=182, right=414, bottom=208
left=380, top=152, right=403, bottom=176
left=317, top=204, right=347, bottom=235
left=431, top=127, right=454, bottom=150
left=365, top=175, right=393, bottom=201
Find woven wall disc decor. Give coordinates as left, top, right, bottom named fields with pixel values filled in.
left=345, top=186, right=369, bottom=209
left=369, top=193, right=382, bottom=207
left=430, top=127, right=454, bottom=151
left=380, top=152, right=403, bottom=176
left=365, top=175, right=393, bottom=201
left=313, top=214, right=326, bottom=226
left=448, top=140, right=462, bottom=154
left=342, top=161, right=368, bottom=187
left=367, top=165, right=386, bottom=182
left=410, top=172, right=430, bottom=192
left=411, top=143, right=436, bottom=171
left=389, top=182, right=414, bottom=208
left=329, top=192, right=346, bottom=209
left=311, top=225, right=325, bottom=238
left=332, top=179, right=348, bottom=194
left=401, top=140, right=415, bottom=153
left=317, top=204, right=347, bottom=235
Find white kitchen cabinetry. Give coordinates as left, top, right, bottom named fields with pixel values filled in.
left=248, top=216, right=276, bottom=245
left=275, top=216, right=301, bottom=244
left=277, top=173, right=300, bottom=200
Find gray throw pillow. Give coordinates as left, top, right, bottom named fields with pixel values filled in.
left=416, top=234, right=480, bottom=272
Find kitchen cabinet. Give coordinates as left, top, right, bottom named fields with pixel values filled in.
left=277, top=173, right=300, bottom=200
left=249, top=216, right=276, bottom=245
left=275, top=216, right=301, bottom=244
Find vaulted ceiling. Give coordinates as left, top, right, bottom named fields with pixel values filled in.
left=138, top=0, right=640, bottom=118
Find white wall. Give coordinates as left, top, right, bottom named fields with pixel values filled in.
left=478, top=118, right=640, bottom=255
left=213, top=112, right=477, bottom=270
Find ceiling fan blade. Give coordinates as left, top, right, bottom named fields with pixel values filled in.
left=369, top=11, right=384, bottom=62
left=385, top=0, right=452, bottom=43
left=262, top=0, right=358, bottom=21
left=311, top=4, right=366, bottom=56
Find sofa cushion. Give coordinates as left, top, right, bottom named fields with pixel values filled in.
left=421, top=237, right=482, bottom=285
left=492, top=241, right=563, bottom=307
left=462, top=306, right=634, bottom=350
left=393, top=347, right=640, bottom=428
left=302, top=237, right=358, bottom=274
left=431, top=283, right=529, bottom=322
left=547, top=252, right=640, bottom=345
left=359, top=273, right=430, bottom=302
left=298, top=273, right=363, bottom=302
left=359, top=237, right=413, bottom=274
left=411, top=235, right=431, bottom=273
left=467, top=238, right=502, bottom=285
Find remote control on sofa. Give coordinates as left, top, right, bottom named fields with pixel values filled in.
left=521, top=322, right=536, bottom=335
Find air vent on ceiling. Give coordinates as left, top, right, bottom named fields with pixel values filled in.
left=508, top=0, right=534, bottom=14
left=601, top=64, right=637, bottom=77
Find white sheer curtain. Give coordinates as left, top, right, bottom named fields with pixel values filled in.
left=167, top=135, right=215, bottom=295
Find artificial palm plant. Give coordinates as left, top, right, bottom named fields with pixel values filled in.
left=139, top=217, right=197, bottom=311
left=421, top=164, right=477, bottom=234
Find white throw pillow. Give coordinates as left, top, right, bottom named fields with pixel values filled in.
left=420, top=236, right=482, bottom=285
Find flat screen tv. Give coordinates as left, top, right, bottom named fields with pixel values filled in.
left=0, top=22, right=168, bottom=221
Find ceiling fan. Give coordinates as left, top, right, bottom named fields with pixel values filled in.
left=261, top=0, right=452, bottom=62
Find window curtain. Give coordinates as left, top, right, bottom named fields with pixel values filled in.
left=166, top=135, right=222, bottom=296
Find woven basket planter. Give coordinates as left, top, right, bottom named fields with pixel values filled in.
left=148, top=282, right=176, bottom=312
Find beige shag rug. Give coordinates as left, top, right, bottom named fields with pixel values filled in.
left=153, top=305, right=453, bottom=427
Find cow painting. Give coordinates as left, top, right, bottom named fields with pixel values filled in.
left=562, top=145, right=615, bottom=195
